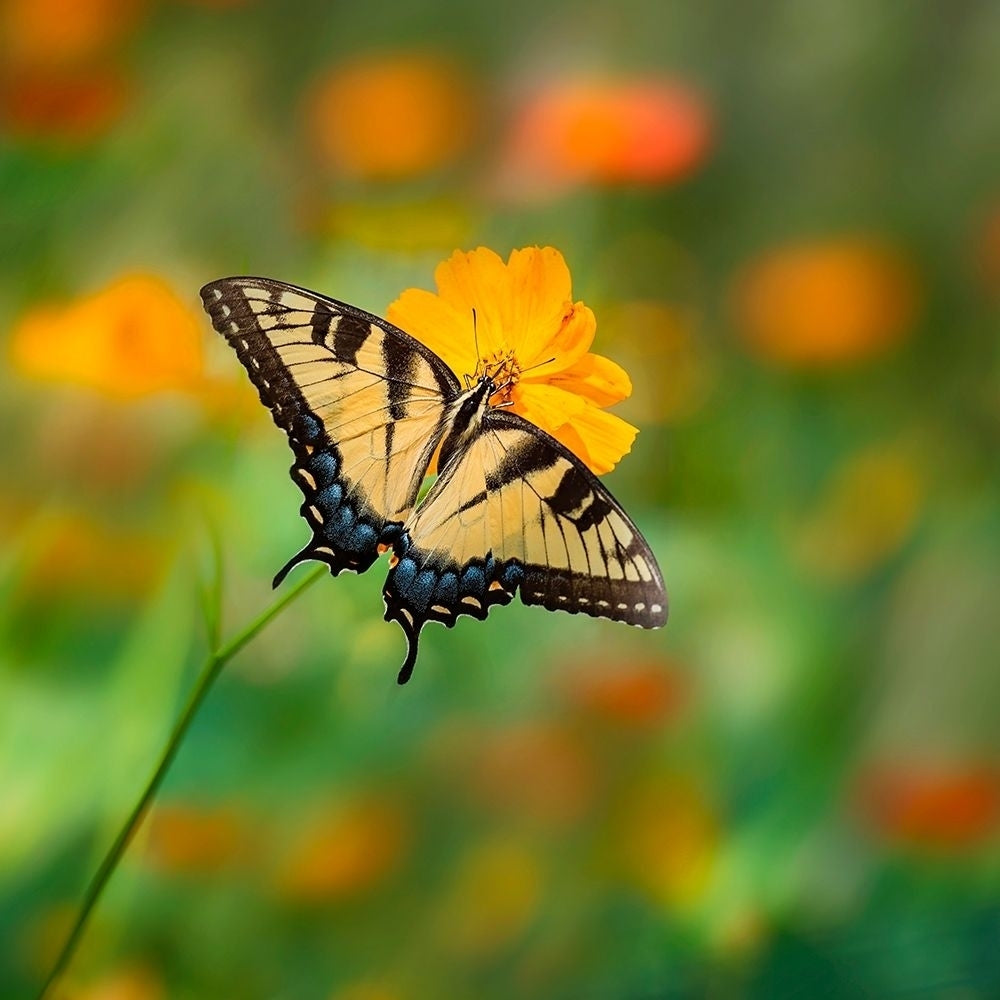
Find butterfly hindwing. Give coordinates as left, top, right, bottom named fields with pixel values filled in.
left=201, top=277, right=461, bottom=581
left=383, top=409, right=667, bottom=682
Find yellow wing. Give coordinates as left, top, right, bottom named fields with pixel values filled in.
left=201, top=277, right=461, bottom=579
left=383, top=409, right=666, bottom=682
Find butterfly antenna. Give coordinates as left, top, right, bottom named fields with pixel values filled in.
left=471, top=308, right=481, bottom=377
left=519, top=355, right=556, bottom=376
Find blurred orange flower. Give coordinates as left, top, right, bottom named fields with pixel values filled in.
left=144, top=803, right=255, bottom=874
left=10, top=274, right=208, bottom=399
left=306, top=53, right=475, bottom=181
left=975, top=201, right=1000, bottom=299
left=464, top=721, right=596, bottom=828
left=501, top=77, right=711, bottom=193
left=856, top=761, right=1000, bottom=852
left=0, top=67, right=129, bottom=141
left=731, top=239, right=919, bottom=368
left=556, top=656, right=687, bottom=728
left=20, top=510, right=165, bottom=602
left=790, top=445, right=923, bottom=581
left=388, top=246, right=637, bottom=474
left=274, top=795, right=409, bottom=902
left=1, top=0, right=145, bottom=70
left=61, top=965, right=164, bottom=1000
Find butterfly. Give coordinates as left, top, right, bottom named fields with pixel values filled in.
left=201, top=277, right=667, bottom=683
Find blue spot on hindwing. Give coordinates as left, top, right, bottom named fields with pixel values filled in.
left=410, top=570, right=437, bottom=612
left=315, top=482, right=343, bottom=513
left=299, top=414, right=321, bottom=442
left=332, top=505, right=354, bottom=534
left=349, top=522, right=377, bottom=552
left=393, top=557, right=417, bottom=592
left=309, top=451, right=339, bottom=485
left=437, top=571, right=458, bottom=606
left=460, top=564, right=486, bottom=597
left=501, top=561, right=525, bottom=590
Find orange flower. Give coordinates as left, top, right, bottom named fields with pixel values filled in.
left=501, top=77, right=711, bottom=193
left=0, top=66, right=129, bottom=142
left=19, top=510, right=165, bottom=602
left=306, top=53, right=475, bottom=181
left=433, top=720, right=596, bottom=828
left=856, top=762, right=1000, bottom=852
left=274, top=795, right=409, bottom=902
left=143, top=803, right=255, bottom=874
left=975, top=200, right=1000, bottom=299
left=387, top=246, right=637, bottom=474
left=556, top=656, right=688, bottom=728
left=9, top=274, right=207, bottom=399
left=731, top=238, right=919, bottom=368
left=0, top=0, right=145, bottom=70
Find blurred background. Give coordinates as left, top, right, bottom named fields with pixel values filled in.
left=2, top=0, right=999, bottom=997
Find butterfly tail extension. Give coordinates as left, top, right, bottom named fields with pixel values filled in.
left=382, top=534, right=523, bottom=682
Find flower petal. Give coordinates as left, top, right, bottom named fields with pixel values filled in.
left=555, top=403, right=638, bottom=475
left=513, top=383, right=637, bottom=475
left=431, top=247, right=512, bottom=358
left=386, top=286, right=478, bottom=381
left=541, top=350, right=632, bottom=406
left=512, top=381, right=586, bottom=433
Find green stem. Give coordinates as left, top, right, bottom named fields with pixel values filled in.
left=36, top=564, right=327, bottom=1000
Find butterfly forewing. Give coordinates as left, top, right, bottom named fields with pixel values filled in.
left=201, top=277, right=460, bottom=580
left=383, top=408, right=667, bottom=682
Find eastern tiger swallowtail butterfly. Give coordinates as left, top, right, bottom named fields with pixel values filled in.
left=201, top=277, right=667, bottom=683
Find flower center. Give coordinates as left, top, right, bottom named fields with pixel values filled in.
left=471, top=348, right=520, bottom=405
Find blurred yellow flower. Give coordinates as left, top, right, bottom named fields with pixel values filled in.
left=856, top=761, right=1000, bottom=852
left=388, top=246, right=637, bottom=474
left=790, top=446, right=923, bottom=581
left=501, top=77, right=712, bottom=194
left=61, top=965, right=164, bottom=1000
left=274, top=795, right=409, bottom=902
left=601, top=301, right=713, bottom=425
left=306, top=53, right=475, bottom=181
left=435, top=838, right=542, bottom=957
left=731, top=239, right=919, bottom=368
left=10, top=274, right=207, bottom=399
left=324, top=198, right=475, bottom=254
left=614, top=773, right=718, bottom=909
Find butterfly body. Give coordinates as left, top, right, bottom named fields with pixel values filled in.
left=201, top=276, right=667, bottom=683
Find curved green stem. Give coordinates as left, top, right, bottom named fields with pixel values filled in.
left=35, top=564, right=327, bottom=1000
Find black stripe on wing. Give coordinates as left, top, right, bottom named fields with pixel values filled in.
left=485, top=410, right=667, bottom=629
left=200, top=277, right=422, bottom=580
left=381, top=410, right=666, bottom=685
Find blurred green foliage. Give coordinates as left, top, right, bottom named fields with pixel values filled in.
left=2, top=1, right=1000, bottom=998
